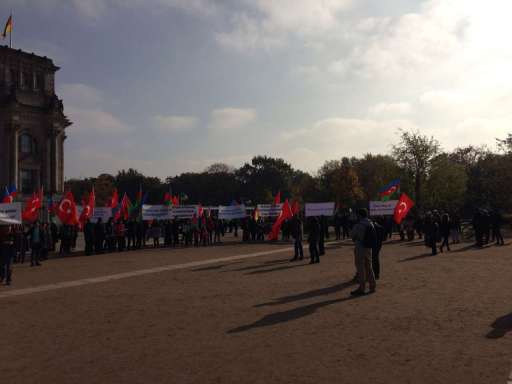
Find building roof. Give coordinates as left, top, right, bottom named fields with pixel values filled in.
left=0, top=45, right=60, bottom=72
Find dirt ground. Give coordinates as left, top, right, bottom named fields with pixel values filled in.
left=0, top=236, right=511, bottom=384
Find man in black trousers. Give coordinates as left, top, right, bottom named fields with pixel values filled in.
left=290, top=216, right=304, bottom=261
left=308, top=217, right=320, bottom=264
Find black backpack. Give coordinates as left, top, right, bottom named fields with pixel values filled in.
left=363, top=222, right=377, bottom=248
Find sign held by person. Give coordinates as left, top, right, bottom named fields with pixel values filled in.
left=369, top=200, right=398, bottom=216
left=305, top=202, right=335, bottom=217
left=0, top=202, right=22, bottom=224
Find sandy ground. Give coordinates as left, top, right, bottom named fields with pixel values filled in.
left=0, top=236, right=511, bottom=384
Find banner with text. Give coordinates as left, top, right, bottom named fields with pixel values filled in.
left=0, top=203, right=22, bottom=225
left=171, top=205, right=199, bottom=219
left=305, top=202, right=335, bottom=217
left=369, top=200, right=398, bottom=216
left=218, top=204, right=247, bottom=220
left=142, top=205, right=172, bottom=221
left=76, top=206, right=113, bottom=222
left=257, top=204, right=283, bottom=218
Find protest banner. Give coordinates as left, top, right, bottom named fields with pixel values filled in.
left=76, top=206, right=113, bottom=222
left=142, top=205, right=172, bottom=221
left=257, top=204, right=283, bottom=218
left=0, top=202, right=22, bottom=224
left=218, top=204, right=247, bottom=220
left=305, top=202, right=335, bottom=217
left=171, top=205, right=199, bottom=219
left=369, top=200, right=398, bottom=216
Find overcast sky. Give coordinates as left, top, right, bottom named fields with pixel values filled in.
left=2, top=0, right=511, bottom=179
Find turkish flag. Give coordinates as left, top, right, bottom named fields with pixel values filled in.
left=393, top=193, right=415, bottom=224
left=120, top=193, right=132, bottom=221
left=273, top=191, right=281, bottom=205
left=79, top=189, right=96, bottom=228
left=268, top=199, right=293, bottom=240
left=22, top=188, right=43, bottom=223
left=107, top=188, right=119, bottom=208
left=56, top=191, right=79, bottom=225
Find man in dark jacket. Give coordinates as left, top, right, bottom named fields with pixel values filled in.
left=84, top=218, right=95, bottom=256
left=94, top=218, right=105, bottom=254
left=308, top=217, right=320, bottom=264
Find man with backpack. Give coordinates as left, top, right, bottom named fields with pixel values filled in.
left=351, top=208, right=377, bottom=296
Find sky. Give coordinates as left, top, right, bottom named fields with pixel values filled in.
left=1, top=0, right=512, bottom=180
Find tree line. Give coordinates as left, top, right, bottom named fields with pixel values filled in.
left=65, top=130, right=512, bottom=216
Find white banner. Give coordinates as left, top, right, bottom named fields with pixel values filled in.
left=218, top=204, right=247, bottom=220
left=305, top=202, right=335, bottom=217
left=76, top=206, right=113, bottom=222
left=257, top=204, right=283, bottom=218
left=171, top=205, right=199, bottom=219
left=0, top=203, right=22, bottom=225
left=142, top=205, right=172, bottom=221
left=369, top=200, right=398, bottom=216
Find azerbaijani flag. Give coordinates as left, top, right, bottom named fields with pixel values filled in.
left=2, top=15, right=12, bottom=39
left=2, top=184, right=17, bottom=203
left=379, top=179, right=401, bottom=201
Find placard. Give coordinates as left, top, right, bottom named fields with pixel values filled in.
left=171, top=205, right=199, bottom=219
left=142, top=205, right=172, bottom=221
left=76, top=206, right=113, bottom=222
left=369, top=200, right=398, bottom=216
left=218, top=204, right=247, bottom=220
left=305, top=202, right=335, bottom=217
left=0, top=203, right=22, bottom=225
left=256, top=204, right=283, bottom=218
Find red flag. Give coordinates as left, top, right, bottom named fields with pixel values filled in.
left=22, top=188, right=43, bottom=223
left=56, top=191, right=79, bottom=225
left=268, top=199, right=293, bottom=240
left=164, top=192, right=172, bottom=206
left=273, top=191, right=281, bottom=205
left=172, top=195, right=180, bottom=206
left=79, top=189, right=96, bottom=228
left=393, top=193, right=414, bottom=224
left=120, top=193, right=132, bottom=221
left=291, top=200, right=300, bottom=216
left=107, top=188, right=119, bottom=208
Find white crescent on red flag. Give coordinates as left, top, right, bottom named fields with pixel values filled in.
left=393, top=193, right=414, bottom=224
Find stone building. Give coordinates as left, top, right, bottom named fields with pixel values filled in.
left=0, top=45, right=71, bottom=195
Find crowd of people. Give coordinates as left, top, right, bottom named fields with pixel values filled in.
left=0, top=207, right=507, bottom=287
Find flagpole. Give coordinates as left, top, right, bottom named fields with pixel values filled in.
left=9, top=10, right=12, bottom=49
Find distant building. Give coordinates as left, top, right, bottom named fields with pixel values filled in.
left=0, top=45, right=71, bottom=195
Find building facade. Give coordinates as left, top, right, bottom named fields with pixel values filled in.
left=0, top=45, right=71, bottom=195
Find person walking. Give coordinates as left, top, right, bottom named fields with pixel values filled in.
left=308, top=217, right=320, bottom=264
left=350, top=208, right=377, bottom=296
left=439, top=213, right=451, bottom=252
left=372, top=218, right=385, bottom=280
left=29, top=221, right=43, bottom=267
left=84, top=218, right=95, bottom=256
left=492, top=209, right=504, bottom=246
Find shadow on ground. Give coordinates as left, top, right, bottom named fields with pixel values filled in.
left=254, top=280, right=356, bottom=308
left=228, top=295, right=361, bottom=334
left=486, top=312, right=512, bottom=339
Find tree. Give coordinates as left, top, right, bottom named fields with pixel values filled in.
left=318, top=158, right=364, bottom=207
left=392, top=130, right=440, bottom=209
left=352, top=154, right=401, bottom=201
left=424, top=154, right=467, bottom=212
left=204, top=163, right=235, bottom=174
left=497, top=133, right=512, bottom=153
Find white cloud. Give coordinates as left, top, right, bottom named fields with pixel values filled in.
left=217, top=0, right=353, bottom=51
left=280, top=117, right=417, bottom=171
left=209, top=108, right=257, bottom=132
left=59, top=83, right=104, bottom=107
left=153, top=115, right=198, bottom=134
left=66, top=107, right=130, bottom=134
left=60, top=83, right=131, bottom=135
left=370, top=102, right=412, bottom=117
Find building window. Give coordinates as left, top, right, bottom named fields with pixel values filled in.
left=19, top=134, right=35, bottom=155
left=20, top=169, right=36, bottom=194
left=35, top=73, right=44, bottom=90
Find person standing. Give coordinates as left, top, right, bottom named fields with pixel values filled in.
left=350, top=209, right=376, bottom=296
left=308, top=217, right=320, bottom=264
left=29, top=220, right=42, bottom=267
left=492, top=209, right=505, bottom=246
left=84, top=218, right=95, bottom=256
left=40, top=223, right=52, bottom=260
left=0, top=225, right=14, bottom=285
left=94, top=218, right=106, bottom=254
left=290, top=216, right=304, bottom=261
left=318, top=216, right=327, bottom=255
left=439, top=214, right=451, bottom=252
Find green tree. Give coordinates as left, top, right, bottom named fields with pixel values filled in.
left=392, top=130, right=440, bottom=209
